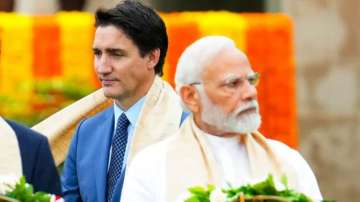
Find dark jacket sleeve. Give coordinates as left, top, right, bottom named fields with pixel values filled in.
left=6, top=120, right=61, bottom=195
left=32, top=135, right=62, bottom=195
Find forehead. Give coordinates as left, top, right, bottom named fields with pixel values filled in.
left=202, top=48, right=252, bottom=81
left=93, top=25, right=136, bottom=49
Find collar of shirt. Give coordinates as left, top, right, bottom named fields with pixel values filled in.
left=113, top=96, right=146, bottom=133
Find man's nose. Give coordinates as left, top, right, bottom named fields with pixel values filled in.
left=96, top=55, right=112, bottom=74
left=240, top=81, right=258, bottom=100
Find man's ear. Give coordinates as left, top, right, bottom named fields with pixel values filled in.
left=146, top=48, right=160, bottom=70
left=180, top=85, right=201, bottom=113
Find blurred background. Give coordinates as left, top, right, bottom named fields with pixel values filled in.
left=0, top=0, right=359, bottom=201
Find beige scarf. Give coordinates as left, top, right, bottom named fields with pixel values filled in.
left=128, top=76, right=184, bottom=163
left=32, top=87, right=112, bottom=165
left=0, top=116, right=22, bottom=178
left=32, top=76, right=183, bottom=166
left=166, top=116, right=300, bottom=202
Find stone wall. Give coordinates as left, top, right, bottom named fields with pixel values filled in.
left=283, top=1, right=360, bottom=201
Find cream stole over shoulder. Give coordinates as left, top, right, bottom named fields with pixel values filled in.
left=166, top=116, right=300, bottom=202
left=0, top=116, right=22, bottom=177
left=32, top=88, right=111, bottom=165
left=31, top=76, right=183, bottom=166
left=128, top=76, right=184, bottom=163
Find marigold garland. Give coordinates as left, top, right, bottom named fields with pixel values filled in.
left=0, top=13, right=33, bottom=115
left=33, top=15, right=61, bottom=79
left=0, top=12, right=297, bottom=148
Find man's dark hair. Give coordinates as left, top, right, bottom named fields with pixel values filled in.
left=95, top=0, right=168, bottom=76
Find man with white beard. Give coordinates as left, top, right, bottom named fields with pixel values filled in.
left=120, top=36, right=323, bottom=202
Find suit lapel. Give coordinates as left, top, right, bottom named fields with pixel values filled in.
left=94, top=107, right=114, bottom=202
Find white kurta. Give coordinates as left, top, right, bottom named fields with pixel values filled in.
left=120, top=133, right=322, bottom=202
left=0, top=116, right=22, bottom=193
left=203, top=134, right=251, bottom=186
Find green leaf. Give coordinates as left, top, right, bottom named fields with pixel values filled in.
left=4, top=176, right=51, bottom=202
left=185, top=185, right=214, bottom=202
left=251, top=175, right=277, bottom=195
left=185, top=174, right=334, bottom=202
left=281, top=174, right=289, bottom=190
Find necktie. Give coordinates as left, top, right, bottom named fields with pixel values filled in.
left=107, top=113, right=129, bottom=202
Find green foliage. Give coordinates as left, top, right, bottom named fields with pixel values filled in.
left=0, top=78, right=95, bottom=126
left=185, top=175, right=335, bottom=202
left=34, top=79, right=93, bottom=100
left=4, top=177, right=50, bottom=202
left=223, top=175, right=313, bottom=202
left=185, top=185, right=215, bottom=202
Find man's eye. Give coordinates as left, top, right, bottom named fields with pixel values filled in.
left=93, top=50, right=101, bottom=57
left=110, top=52, right=124, bottom=58
left=248, top=74, right=260, bottom=86
left=248, top=77, right=256, bottom=84
left=113, top=53, right=122, bottom=57
left=226, top=80, right=240, bottom=88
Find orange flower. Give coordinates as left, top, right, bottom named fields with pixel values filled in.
left=33, top=15, right=61, bottom=79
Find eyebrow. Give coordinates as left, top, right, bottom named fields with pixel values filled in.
left=92, top=47, right=126, bottom=54
left=222, top=74, right=241, bottom=83
left=222, top=72, right=255, bottom=83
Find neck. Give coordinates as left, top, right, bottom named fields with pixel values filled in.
left=115, top=75, right=155, bottom=110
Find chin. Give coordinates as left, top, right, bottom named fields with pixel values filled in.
left=225, top=113, right=261, bottom=134
left=102, top=88, right=120, bottom=99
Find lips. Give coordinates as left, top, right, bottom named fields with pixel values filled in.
left=235, top=106, right=258, bottom=117
left=240, top=107, right=257, bottom=114
left=100, top=78, right=117, bottom=86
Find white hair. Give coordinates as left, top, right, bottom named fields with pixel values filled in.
left=175, top=36, right=236, bottom=92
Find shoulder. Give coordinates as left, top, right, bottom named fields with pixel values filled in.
left=74, top=106, right=113, bottom=134
left=122, top=144, right=167, bottom=202
left=267, top=139, right=323, bottom=199
left=130, top=139, right=169, bottom=169
left=123, top=140, right=169, bottom=201
left=68, top=105, right=114, bottom=150
left=6, top=120, right=46, bottom=145
left=266, top=139, right=303, bottom=160
left=266, top=139, right=313, bottom=175
left=80, top=106, right=113, bottom=126
left=128, top=137, right=175, bottom=178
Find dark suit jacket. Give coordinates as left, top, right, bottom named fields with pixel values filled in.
left=6, top=120, right=61, bottom=195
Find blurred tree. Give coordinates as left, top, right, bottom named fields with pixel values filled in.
left=0, top=0, right=14, bottom=11
left=151, top=0, right=265, bottom=12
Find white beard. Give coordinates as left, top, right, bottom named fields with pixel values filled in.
left=198, top=88, right=261, bottom=134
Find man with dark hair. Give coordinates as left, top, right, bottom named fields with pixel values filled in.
left=94, top=0, right=168, bottom=76
left=0, top=117, right=61, bottom=195
left=61, top=1, right=187, bottom=202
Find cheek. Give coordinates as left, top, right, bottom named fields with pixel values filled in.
left=229, top=96, right=244, bottom=110
left=113, top=61, right=142, bottom=88
left=207, top=92, right=233, bottom=112
left=217, top=98, right=239, bottom=114
left=128, top=60, right=150, bottom=81
left=93, top=58, right=100, bottom=72
left=112, top=59, right=131, bottom=74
